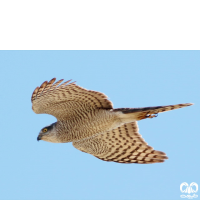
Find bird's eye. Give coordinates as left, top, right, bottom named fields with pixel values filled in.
left=43, top=128, right=48, bottom=133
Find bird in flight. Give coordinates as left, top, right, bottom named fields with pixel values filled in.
left=32, top=78, right=193, bottom=164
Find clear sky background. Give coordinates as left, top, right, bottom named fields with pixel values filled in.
left=0, top=51, right=199, bottom=200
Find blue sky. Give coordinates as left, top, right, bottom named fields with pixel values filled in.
left=0, top=51, right=199, bottom=200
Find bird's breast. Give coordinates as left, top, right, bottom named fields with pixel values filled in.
left=56, top=109, right=120, bottom=142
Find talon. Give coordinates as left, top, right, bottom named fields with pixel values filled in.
left=146, top=113, right=158, bottom=119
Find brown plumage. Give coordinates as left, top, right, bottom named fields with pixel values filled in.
left=32, top=78, right=193, bottom=164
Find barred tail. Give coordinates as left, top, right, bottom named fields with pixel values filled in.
left=114, top=103, right=193, bottom=123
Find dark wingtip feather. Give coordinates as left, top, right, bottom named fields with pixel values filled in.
left=49, top=78, right=56, bottom=83
left=31, top=86, right=39, bottom=102
left=40, top=81, right=48, bottom=88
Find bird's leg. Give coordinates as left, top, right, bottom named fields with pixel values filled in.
left=146, top=113, right=158, bottom=119
left=137, top=112, right=159, bottom=120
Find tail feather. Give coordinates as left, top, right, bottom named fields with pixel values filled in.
left=114, top=103, right=193, bottom=123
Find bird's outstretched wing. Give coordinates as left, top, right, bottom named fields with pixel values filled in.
left=73, top=122, right=168, bottom=164
left=31, top=78, right=113, bottom=120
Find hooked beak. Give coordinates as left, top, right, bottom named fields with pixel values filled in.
left=37, top=135, right=42, bottom=141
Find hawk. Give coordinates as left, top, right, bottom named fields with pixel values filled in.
left=32, top=78, right=193, bottom=164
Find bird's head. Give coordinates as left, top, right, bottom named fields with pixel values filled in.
left=37, top=123, right=59, bottom=143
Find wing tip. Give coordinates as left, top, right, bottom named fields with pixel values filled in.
left=49, top=77, right=56, bottom=83
left=31, top=86, right=39, bottom=102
